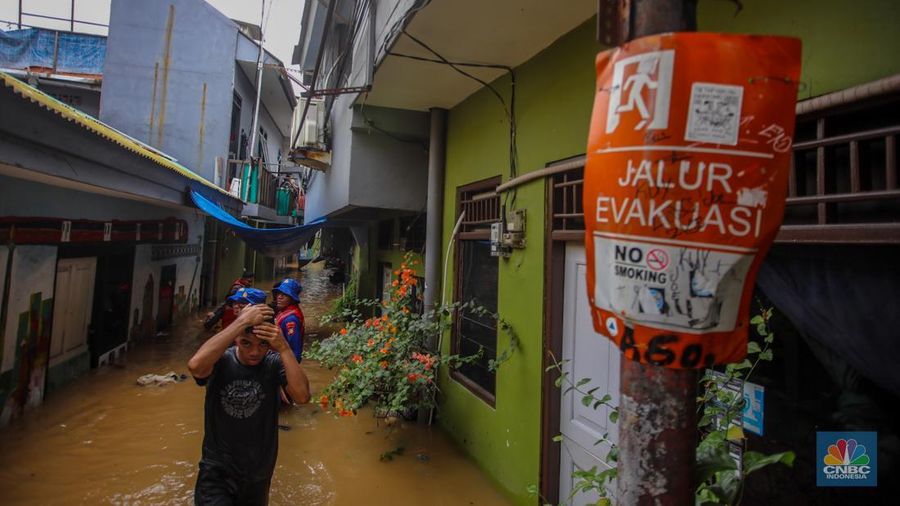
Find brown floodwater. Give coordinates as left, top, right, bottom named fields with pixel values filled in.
left=0, top=262, right=509, bottom=505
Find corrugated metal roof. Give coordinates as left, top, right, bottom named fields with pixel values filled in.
left=0, top=71, right=234, bottom=198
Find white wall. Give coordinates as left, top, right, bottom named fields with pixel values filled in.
left=0, top=245, right=57, bottom=426
left=0, top=246, right=57, bottom=374
left=0, top=174, right=206, bottom=337
left=129, top=242, right=203, bottom=334
left=303, top=93, right=355, bottom=220
left=233, top=66, right=291, bottom=166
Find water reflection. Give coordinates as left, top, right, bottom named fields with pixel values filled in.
left=0, top=262, right=509, bottom=505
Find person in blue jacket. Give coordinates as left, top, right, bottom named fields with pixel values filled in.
left=272, top=279, right=304, bottom=362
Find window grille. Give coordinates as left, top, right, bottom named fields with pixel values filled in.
left=458, top=181, right=501, bottom=233
left=547, top=89, right=900, bottom=244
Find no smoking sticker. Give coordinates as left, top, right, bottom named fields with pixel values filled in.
left=646, top=249, right=669, bottom=271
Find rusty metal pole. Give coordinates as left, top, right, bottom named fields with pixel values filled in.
left=615, top=1, right=699, bottom=505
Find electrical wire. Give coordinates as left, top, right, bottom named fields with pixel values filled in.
left=321, top=0, right=371, bottom=131
left=391, top=31, right=520, bottom=209
left=379, top=0, right=433, bottom=61
left=358, top=93, right=429, bottom=149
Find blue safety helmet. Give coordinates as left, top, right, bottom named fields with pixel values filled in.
left=272, top=278, right=302, bottom=303
left=228, top=287, right=267, bottom=305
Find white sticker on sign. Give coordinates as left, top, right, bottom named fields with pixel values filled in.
left=593, top=233, right=754, bottom=333
left=685, top=82, right=743, bottom=146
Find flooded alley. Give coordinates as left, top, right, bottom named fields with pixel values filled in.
left=0, top=263, right=509, bottom=505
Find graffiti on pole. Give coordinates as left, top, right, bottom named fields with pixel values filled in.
left=583, top=33, right=801, bottom=368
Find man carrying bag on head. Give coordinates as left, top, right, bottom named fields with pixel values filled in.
left=188, top=302, right=310, bottom=505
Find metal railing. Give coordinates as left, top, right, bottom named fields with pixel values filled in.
left=547, top=94, right=900, bottom=244
left=226, top=159, right=277, bottom=209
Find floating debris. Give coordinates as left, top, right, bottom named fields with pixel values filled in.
left=379, top=446, right=405, bottom=462
left=136, top=371, right=184, bottom=386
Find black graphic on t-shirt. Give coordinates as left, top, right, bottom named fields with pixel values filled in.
left=220, top=379, right=265, bottom=419
left=197, top=348, right=288, bottom=482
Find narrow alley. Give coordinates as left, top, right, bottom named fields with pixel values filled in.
left=2, top=0, right=899, bottom=504
left=0, top=263, right=509, bottom=505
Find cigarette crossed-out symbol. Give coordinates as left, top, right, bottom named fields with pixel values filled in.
left=646, top=249, right=669, bottom=271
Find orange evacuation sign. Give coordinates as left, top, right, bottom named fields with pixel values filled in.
left=583, top=33, right=801, bottom=368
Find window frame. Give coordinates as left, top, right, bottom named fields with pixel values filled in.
left=450, top=176, right=502, bottom=407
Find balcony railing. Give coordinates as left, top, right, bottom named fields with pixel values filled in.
left=226, top=159, right=277, bottom=209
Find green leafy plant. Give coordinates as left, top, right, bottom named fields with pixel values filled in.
left=695, top=304, right=794, bottom=505
left=538, top=304, right=793, bottom=506
left=325, top=270, right=360, bottom=320
left=308, top=253, right=517, bottom=419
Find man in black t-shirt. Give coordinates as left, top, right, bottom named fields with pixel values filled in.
left=188, top=304, right=311, bottom=505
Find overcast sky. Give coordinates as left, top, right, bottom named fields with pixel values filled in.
left=0, top=0, right=304, bottom=65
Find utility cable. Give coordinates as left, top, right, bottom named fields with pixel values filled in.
left=391, top=31, right=520, bottom=208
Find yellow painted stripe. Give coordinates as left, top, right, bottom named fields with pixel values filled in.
left=0, top=72, right=233, bottom=198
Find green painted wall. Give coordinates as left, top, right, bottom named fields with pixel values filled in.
left=375, top=219, right=425, bottom=279
left=214, top=227, right=246, bottom=302
left=698, top=0, right=900, bottom=99
left=376, top=249, right=424, bottom=275
left=253, top=255, right=275, bottom=283
left=355, top=220, right=426, bottom=302
left=354, top=227, right=376, bottom=300
left=436, top=4, right=899, bottom=504
left=438, top=19, right=601, bottom=505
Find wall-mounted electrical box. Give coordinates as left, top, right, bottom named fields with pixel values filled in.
left=490, top=222, right=507, bottom=257
left=490, top=208, right=526, bottom=257
left=503, top=209, right=526, bottom=249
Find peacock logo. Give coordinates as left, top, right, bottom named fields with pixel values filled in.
left=818, top=432, right=876, bottom=486
left=823, top=438, right=870, bottom=466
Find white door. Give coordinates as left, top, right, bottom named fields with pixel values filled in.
left=49, top=257, right=96, bottom=367
left=559, top=244, right=621, bottom=505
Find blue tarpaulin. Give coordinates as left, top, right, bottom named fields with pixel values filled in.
left=0, top=28, right=105, bottom=75
left=191, top=190, right=325, bottom=257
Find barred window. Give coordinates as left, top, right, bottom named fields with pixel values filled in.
left=451, top=176, right=501, bottom=404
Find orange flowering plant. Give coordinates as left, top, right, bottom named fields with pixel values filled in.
left=309, top=254, right=516, bottom=418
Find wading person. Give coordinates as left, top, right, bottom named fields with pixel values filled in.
left=203, top=278, right=250, bottom=330
left=229, top=287, right=268, bottom=317
left=188, top=303, right=311, bottom=505
left=272, top=279, right=305, bottom=362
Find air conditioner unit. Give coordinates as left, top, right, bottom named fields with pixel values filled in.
left=291, top=98, right=331, bottom=171
left=295, top=99, right=325, bottom=148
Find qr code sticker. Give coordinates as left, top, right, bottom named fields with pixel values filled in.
left=685, top=82, right=743, bottom=145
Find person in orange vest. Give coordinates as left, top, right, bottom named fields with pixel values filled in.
left=272, top=279, right=304, bottom=362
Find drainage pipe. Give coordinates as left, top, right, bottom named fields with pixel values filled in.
left=423, top=108, right=447, bottom=328
left=426, top=209, right=465, bottom=426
